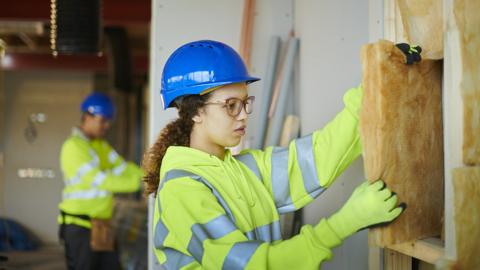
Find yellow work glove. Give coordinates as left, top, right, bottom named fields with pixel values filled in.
left=327, top=180, right=405, bottom=240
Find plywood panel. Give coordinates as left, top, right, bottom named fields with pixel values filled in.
left=452, top=167, right=480, bottom=270
left=396, top=0, right=443, bottom=59
left=360, top=40, right=444, bottom=246
left=454, top=0, right=480, bottom=165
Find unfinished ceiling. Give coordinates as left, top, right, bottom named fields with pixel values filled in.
left=0, top=0, right=150, bottom=72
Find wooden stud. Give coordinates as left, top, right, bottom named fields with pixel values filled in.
left=452, top=167, right=480, bottom=269
left=387, top=238, right=445, bottom=264
left=369, top=232, right=383, bottom=270
left=383, top=0, right=406, bottom=43
left=384, top=248, right=412, bottom=270
left=453, top=0, right=480, bottom=165
left=239, top=0, right=256, bottom=68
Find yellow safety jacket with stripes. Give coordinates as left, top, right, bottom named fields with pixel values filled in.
left=58, top=127, right=143, bottom=228
left=153, top=86, right=363, bottom=269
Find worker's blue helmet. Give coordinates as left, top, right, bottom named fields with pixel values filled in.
left=81, top=92, right=115, bottom=119
left=161, top=40, right=260, bottom=109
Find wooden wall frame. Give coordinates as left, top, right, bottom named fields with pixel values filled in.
left=367, top=0, right=463, bottom=268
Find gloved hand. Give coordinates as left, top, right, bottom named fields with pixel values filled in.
left=326, top=180, right=405, bottom=240
left=395, top=43, right=422, bottom=65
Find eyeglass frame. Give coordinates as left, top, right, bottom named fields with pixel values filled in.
left=204, top=96, right=255, bottom=117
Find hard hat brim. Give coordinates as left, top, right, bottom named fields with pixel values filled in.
left=162, top=76, right=260, bottom=109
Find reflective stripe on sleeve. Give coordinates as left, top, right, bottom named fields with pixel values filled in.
left=295, top=135, right=326, bottom=199
left=222, top=241, right=262, bottom=270
left=91, top=171, right=107, bottom=188
left=154, top=219, right=169, bottom=249
left=163, top=248, right=195, bottom=270
left=62, top=189, right=109, bottom=200
left=112, top=162, right=127, bottom=176
left=108, top=150, right=120, bottom=163
left=271, top=147, right=295, bottom=213
left=187, top=214, right=237, bottom=262
left=66, top=159, right=98, bottom=186
left=245, top=220, right=282, bottom=243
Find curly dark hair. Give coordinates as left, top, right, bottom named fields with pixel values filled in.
left=142, top=94, right=210, bottom=196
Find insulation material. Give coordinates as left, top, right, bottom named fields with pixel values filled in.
left=454, top=0, right=480, bottom=165
left=396, top=0, right=443, bottom=59
left=452, top=167, right=480, bottom=270
left=360, top=40, right=444, bottom=246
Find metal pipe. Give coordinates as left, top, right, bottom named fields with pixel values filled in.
left=254, top=36, right=281, bottom=149
left=264, top=37, right=299, bottom=147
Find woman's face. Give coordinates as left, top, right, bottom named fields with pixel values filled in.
left=195, top=83, right=250, bottom=148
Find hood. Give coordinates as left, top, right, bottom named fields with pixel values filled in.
left=161, top=146, right=234, bottom=173
left=160, top=146, right=256, bottom=207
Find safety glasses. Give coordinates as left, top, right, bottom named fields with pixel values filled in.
left=205, top=96, right=255, bottom=117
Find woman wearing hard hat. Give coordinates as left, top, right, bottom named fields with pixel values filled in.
left=143, top=40, right=404, bottom=270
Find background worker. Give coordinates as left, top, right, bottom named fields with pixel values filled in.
left=58, top=92, right=143, bottom=270
left=143, top=40, right=406, bottom=269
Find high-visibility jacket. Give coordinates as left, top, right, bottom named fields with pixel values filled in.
left=58, top=128, right=143, bottom=228
left=153, top=86, right=363, bottom=269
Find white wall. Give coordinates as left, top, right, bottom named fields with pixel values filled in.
left=295, top=1, right=370, bottom=269
left=1, top=71, right=92, bottom=243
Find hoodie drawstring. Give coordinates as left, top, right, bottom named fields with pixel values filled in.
left=226, top=155, right=256, bottom=207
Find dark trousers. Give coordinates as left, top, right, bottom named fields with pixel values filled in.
left=61, top=224, right=121, bottom=270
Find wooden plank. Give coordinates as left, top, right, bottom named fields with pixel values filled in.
left=396, top=0, right=443, bottom=59
left=368, top=232, right=383, bottom=270
left=452, top=167, right=480, bottom=269
left=387, top=238, right=445, bottom=264
left=360, top=40, right=444, bottom=246
left=384, top=0, right=407, bottom=43
left=384, top=248, right=412, bottom=270
left=443, top=0, right=463, bottom=261
left=418, top=261, right=436, bottom=270
left=279, top=115, right=300, bottom=147
left=239, top=0, right=256, bottom=68
left=453, top=0, right=480, bottom=165
left=233, top=0, right=256, bottom=153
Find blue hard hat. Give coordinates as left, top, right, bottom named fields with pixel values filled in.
left=161, top=40, right=260, bottom=109
left=81, top=92, right=115, bottom=119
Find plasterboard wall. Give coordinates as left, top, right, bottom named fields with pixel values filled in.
left=294, top=0, right=370, bottom=269
left=1, top=70, right=92, bottom=243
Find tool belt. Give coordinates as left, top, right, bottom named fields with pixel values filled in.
left=90, top=218, right=114, bottom=251
left=59, top=210, right=90, bottom=241
left=59, top=211, right=114, bottom=251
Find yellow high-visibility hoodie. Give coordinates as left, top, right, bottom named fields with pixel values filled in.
left=58, top=127, right=143, bottom=228
left=153, top=86, right=363, bottom=269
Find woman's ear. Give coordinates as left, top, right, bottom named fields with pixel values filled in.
left=192, top=107, right=206, bottom=123
left=192, top=112, right=203, bottom=123
left=192, top=115, right=202, bottom=123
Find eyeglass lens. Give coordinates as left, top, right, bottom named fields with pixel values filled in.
left=226, top=97, right=254, bottom=117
